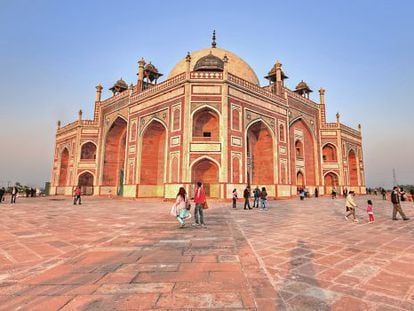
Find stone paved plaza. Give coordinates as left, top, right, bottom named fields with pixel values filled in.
left=0, top=195, right=413, bottom=310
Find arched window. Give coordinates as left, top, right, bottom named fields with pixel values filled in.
left=80, top=142, right=97, bottom=160
left=192, top=108, right=219, bottom=141
left=295, top=140, right=304, bottom=158
left=322, top=144, right=337, bottom=162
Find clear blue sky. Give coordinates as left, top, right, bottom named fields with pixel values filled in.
left=1, top=0, right=413, bottom=188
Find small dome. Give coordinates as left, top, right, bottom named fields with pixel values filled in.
left=295, top=80, right=312, bottom=93
left=144, top=62, right=159, bottom=73
left=168, top=47, right=260, bottom=85
left=115, top=78, right=128, bottom=88
left=109, top=78, right=128, bottom=94
left=144, top=62, right=163, bottom=82
left=194, top=52, right=224, bottom=71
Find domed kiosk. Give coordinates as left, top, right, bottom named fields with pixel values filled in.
left=51, top=32, right=366, bottom=199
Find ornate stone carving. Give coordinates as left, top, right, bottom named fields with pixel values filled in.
left=245, top=110, right=275, bottom=133
left=191, top=102, right=221, bottom=114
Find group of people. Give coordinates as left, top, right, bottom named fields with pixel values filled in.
left=344, top=186, right=410, bottom=223
left=0, top=186, right=19, bottom=204
left=170, top=182, right=207, bottom=228
left=231, top=186, right=268, bottom=211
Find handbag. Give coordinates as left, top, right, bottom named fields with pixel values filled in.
left=170, top=203, right=178, bottom=217
left=203, top=201, right=209, bottom=209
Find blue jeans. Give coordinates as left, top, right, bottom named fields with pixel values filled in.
left=261, top=199, right=267, bottom=209
left=194, top=203, right=204, bottom=224
left=253, top=197, right=259, bottom=207
left=177, top=208, right=189, bottom=225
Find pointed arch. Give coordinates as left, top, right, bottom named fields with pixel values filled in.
left=296, top=170, right=305, bottom=190
left=192, top=106, right=220, bottom=141
left=140, top=119, right=167, bottom=185
left=322, top=143, right=337, bottom=162
left=58, top=148, right=69, bottom=186
left=348, top=149, right=358, bottom=186
left=290, top=118, right=316, bottom=187
left=245, top=119, right=274, bottom=185
left=190, top=156, right=220, bottom=198
left=78, top=171, right=94, bottom=195
left=80, top=141, right=97, bottom=160
left=324, top=171, right=339, bottom=195
left=102, top=117, right=127, bottom=188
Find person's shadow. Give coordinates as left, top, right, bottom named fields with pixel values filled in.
left=276, top=240, right=334, bottom=310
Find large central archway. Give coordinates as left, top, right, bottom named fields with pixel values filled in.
left=349, top=150, right=358, bottom=187
left=246, top=121, right=274, bottom=186
left=140, top=120, right=166, bottom=186
left=191, top=158, right=219, bottom=198
left=58, top=148, right=69, bottom=186
left=102, top=117, right=127, bottom=192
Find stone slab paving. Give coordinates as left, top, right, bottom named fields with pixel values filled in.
left=0, top=195, right=412, bottom=310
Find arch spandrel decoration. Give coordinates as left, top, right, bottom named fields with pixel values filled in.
left=289, top=116, right=317, bottom=140
left=139, top=109, right=169, bottom=136
left=245, top=110, right=275, bottom=134
left=191, top=102, right=222, bottom=114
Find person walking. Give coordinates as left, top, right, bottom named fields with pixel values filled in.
left=174, top=187, right=191, bottom=228
left=10, top=185, right=18, bottom=204
left=193, top=182, right=206, bottom=227
left=345, top=191, right=358, bottom=222
left=332, top=187, right=337, bottom=199
left=299, top=188, right=305, bottom=201
left=367, top=199, right=375, bottom=223
left=0, top=187, right=5, bottom=203
left=391, top=186, right=409, bottom=220
left=243, top=186, right=252, bottom=210
left=232, top=188, right=238, bottom=209
left=381, top=188, right=387, bottom=200
left=260, top=187, right=268, bottom=211
left=315, top=187, right=319, bottom=198
left=73, top=185, right=82, bottom=205
left=253, top=186, right=260, bottom=208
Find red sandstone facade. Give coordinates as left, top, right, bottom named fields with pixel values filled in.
left=51, top=39, right=366, bottom=199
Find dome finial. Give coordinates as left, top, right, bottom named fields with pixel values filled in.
left=212, top=30, right=217, bottom=48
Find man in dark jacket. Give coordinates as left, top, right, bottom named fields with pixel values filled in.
left=0, top=187, right=5, bottom=203
left=243, top=186, right=252, bottom=210
left=11, top=185, right=18, bottom=204
left=391, top=186, right=409, bottom=220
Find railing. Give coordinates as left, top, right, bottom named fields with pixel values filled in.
left=339, top=123, right=361, bottom=136
left=285, top=89, right=319, bottom=108
left=131, top=72, right=186, bottom=102
left=190, top=72, right=223, bottom=79
left=228, top=73, right=284, bottom=103
left=102, top=90, right=130, bottom=107
left=57, top=119, right=97, bottom=134
left=325, top=122, right=338, bottom=129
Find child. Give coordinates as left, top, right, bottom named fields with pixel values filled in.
left=367, top=199, right=374, bottom=223
left=232, top=189, right=238, bottom=208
